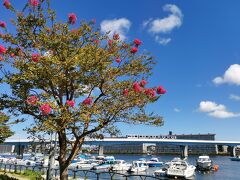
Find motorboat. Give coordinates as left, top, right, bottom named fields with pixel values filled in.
left=139, top=158, right=147, bottom=162
left=166, top=158, right=196, bottom=179
left=72, top=154, right=89, bottom=163
left=230, top=156, right=240, bottom=161
left=69, top=160, right=95, bottom=170
left=146, top=158, right=163, bottom=167
left=154, top=168, right=168, bottom=177
left=92, top=156, right=116, bottom=170
left=0, top=156, right=9, bottom=163
left=196, top=156, right=212, bottom=170
left=111, top=160, right=131, bottom=171
left=127, top=161, right=148, bottom=173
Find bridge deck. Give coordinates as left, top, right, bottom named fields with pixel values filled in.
left=3, top=138, right=240, bottom=146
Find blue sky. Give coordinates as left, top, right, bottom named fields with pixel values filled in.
left=2, top=0, right=240, bottom=140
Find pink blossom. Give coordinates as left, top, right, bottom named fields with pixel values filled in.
left=83, top=97, right=92, bottom=105
left=3, top=0, right=11, bottom=9
left=31, top=53, right=40, bottom=62
left=68, top=13, right=77, bottom=25
left=10, top=53, right=15, bottom=57
left=130, top=47, right=138, bottom=53
left=0, top=45, right=6, bottom=54
left=0, top=22, right=6, bottom=28
left=40, top=103, right=51, bottom=115
left=29, top=0, right=39, bottom=7
left=133, top=82, right=141, bottom=93
left=113, top=34, right=120, bottom=40
left=66, top=100, right=75, bottom=107
left=134, top=39, right=142, bottom=46
left=26, top=96, right=39, bottom=105
left=123, top=89, right=128, bottom=96
left=108, top=40, right=113, bottom=46
left=116, top=58, right=121, bottom=63
left=144, top=88, right=156, bottom=98
left=157, top=86, right=166, bottom=94
left=140, top=79, right=147, bottom=87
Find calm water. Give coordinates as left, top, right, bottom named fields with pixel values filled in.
left=1, top=154, right=239, bottom=179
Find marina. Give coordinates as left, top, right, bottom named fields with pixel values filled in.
left=1, top=153, right=240, bottom=179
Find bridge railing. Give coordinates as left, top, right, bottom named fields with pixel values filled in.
left=0, top=162, right=164, bottom=180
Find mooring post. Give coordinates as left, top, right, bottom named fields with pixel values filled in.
left=98, top=145, right=104, bottom=156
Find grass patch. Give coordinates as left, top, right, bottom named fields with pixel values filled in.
left=22, top=170, right=43, bottom=180
left=0, top=169, right=43, bottom=180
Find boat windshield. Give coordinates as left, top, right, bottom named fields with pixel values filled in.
left=172, top=163, right=187, bottom=170
left=199, top=158, right=210, bottom=161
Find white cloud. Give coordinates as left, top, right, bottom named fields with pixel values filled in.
left=229, top=94, right=240, bottom=101
left=174, top=108, right=181, bottom=112
left=143, top=4, right=183, bottom=45
left=100, top=18, right=131, bottom=40
left=155, top=36, right=171, bottom=45
left=198, top=101, right=240, bottom=119
left=199, top=101, right=225, bottom=113
left=213, top=64, right=240, bottom=86
left=149, top=4, right=183, bottom=34
left=209, top=110, right=239, bottom=119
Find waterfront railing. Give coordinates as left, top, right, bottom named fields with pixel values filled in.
left=0, top=162, right=164, bottom=180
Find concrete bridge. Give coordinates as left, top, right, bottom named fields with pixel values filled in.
left=3, top=138, right=240, bottom=159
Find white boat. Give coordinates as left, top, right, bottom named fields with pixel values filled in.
left=111, top=160, right=131, bottom=171
left=154, top=168, right=168, bottom=177
left=196, top=156, right=212, bottom=170
left=69, top=159, right=96, bottom=170
left=146, top=158, right=163, bottom=167
left=0, top=156, right=9, bottom=163
left=166, top=158, right=196, bottom=179
left=92, top=156, right=116, bottom=170
left=127, top=161, right=148, bottom=173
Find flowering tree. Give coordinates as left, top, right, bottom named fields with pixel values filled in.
left=0, top=0, right=166, bottom=179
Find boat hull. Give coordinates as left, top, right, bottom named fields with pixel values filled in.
left=148, top=162, right=163, bottom=167
left=196, top=161, right=212, bottom=170
left=230, top=157, right=240, bottom=161
left=167, top=167, right=196, bottom=178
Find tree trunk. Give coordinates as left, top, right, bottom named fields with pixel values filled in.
left=58, top=130, right=68, bottom=180
left=60, top=165, right=68, bottom=180
left=58, top=130, right=84, bottom=180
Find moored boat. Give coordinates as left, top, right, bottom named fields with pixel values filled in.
left=154, top=168, right=168, bottom=177
left=111, top=160, right=131, bottom=171
left=166, top=158, right=196, bottom=179
left=92, top=156, right=116, bottom=170
left=146, top=158, right=163, bottom=167
left=196, top=155, right=212, bottom=170
left=127, top=161, right=148, bottom=173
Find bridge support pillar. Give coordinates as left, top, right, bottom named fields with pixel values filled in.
left=15, top=144, right=25, bottom=159
left=180, top=145, right=188, bottom=159
left=229, top=146, right=236, bottom=157
left=98, top=145, right=104, bottom=156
